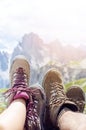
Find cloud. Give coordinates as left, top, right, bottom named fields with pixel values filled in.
left=0, top=0, right=86, bottom=51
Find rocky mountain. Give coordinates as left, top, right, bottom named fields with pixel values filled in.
left=0, top=51, right=9, bottom=71
left=11, top=32, right=86, bottom=85
left=0, top=32, right=86, bottom=88
left=11, top=32, right=86, bottom=65
left=0, top=51, right=9, bottom=88
left=48, top=41, right=86, bottom=63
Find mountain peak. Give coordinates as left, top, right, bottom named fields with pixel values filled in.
left=22, top=32, right=43, bottom=46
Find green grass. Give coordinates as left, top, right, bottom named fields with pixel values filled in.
left=0, top=88, right=7, bottom=113
left=65, top=78, right=86, bottom=92
left=0, top=88, right=7, bottom=93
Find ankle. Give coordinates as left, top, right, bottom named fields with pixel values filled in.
left=58, top=110, right=73, bottom=129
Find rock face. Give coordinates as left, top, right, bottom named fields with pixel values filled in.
left=0, top=32, right=86, bottom=88
left=11, top=32, right=86, bottom=66
left=0, top=51, right=9, bottom=88
left=0, top=51, right=9, bottom=71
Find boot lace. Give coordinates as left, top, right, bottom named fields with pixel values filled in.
left=25, top=88, right=41, bottom=130
left=4, top=67, right=28, bottom=97
left=11, top=67, right=28, bottom=86
left=49, top=82, right=67, bottom=108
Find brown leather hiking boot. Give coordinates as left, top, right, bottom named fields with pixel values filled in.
left=66, top=85, right=85, bottom=112
left=4, top=55, right=46, bottom=130
left=42, top=69, right=78, bottom=129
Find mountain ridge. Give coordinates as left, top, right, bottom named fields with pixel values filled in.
left=0, top=32, right=86, bottom=88
left=11, top=32, right=86, bottom=65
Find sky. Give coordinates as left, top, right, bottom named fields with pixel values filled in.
left=0, top=0, right=86, bottom=52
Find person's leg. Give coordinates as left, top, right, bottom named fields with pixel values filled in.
left=0, top=55, right=30, bottom=130
left=58, top=110, right=86, bottom=130
left=58, top=86, right=86, bottom=130
left=42, top=69, right=86, bottom=130
left=0, top=99, right=26, bottom=130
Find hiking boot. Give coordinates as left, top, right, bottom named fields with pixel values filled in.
left=42, top=69, right=78, bottom=128
left=25, top=84, right=46, bottom=130
left=66, top=85, right=85, bottom=112
left=5, top=55, right=30, bottom=103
